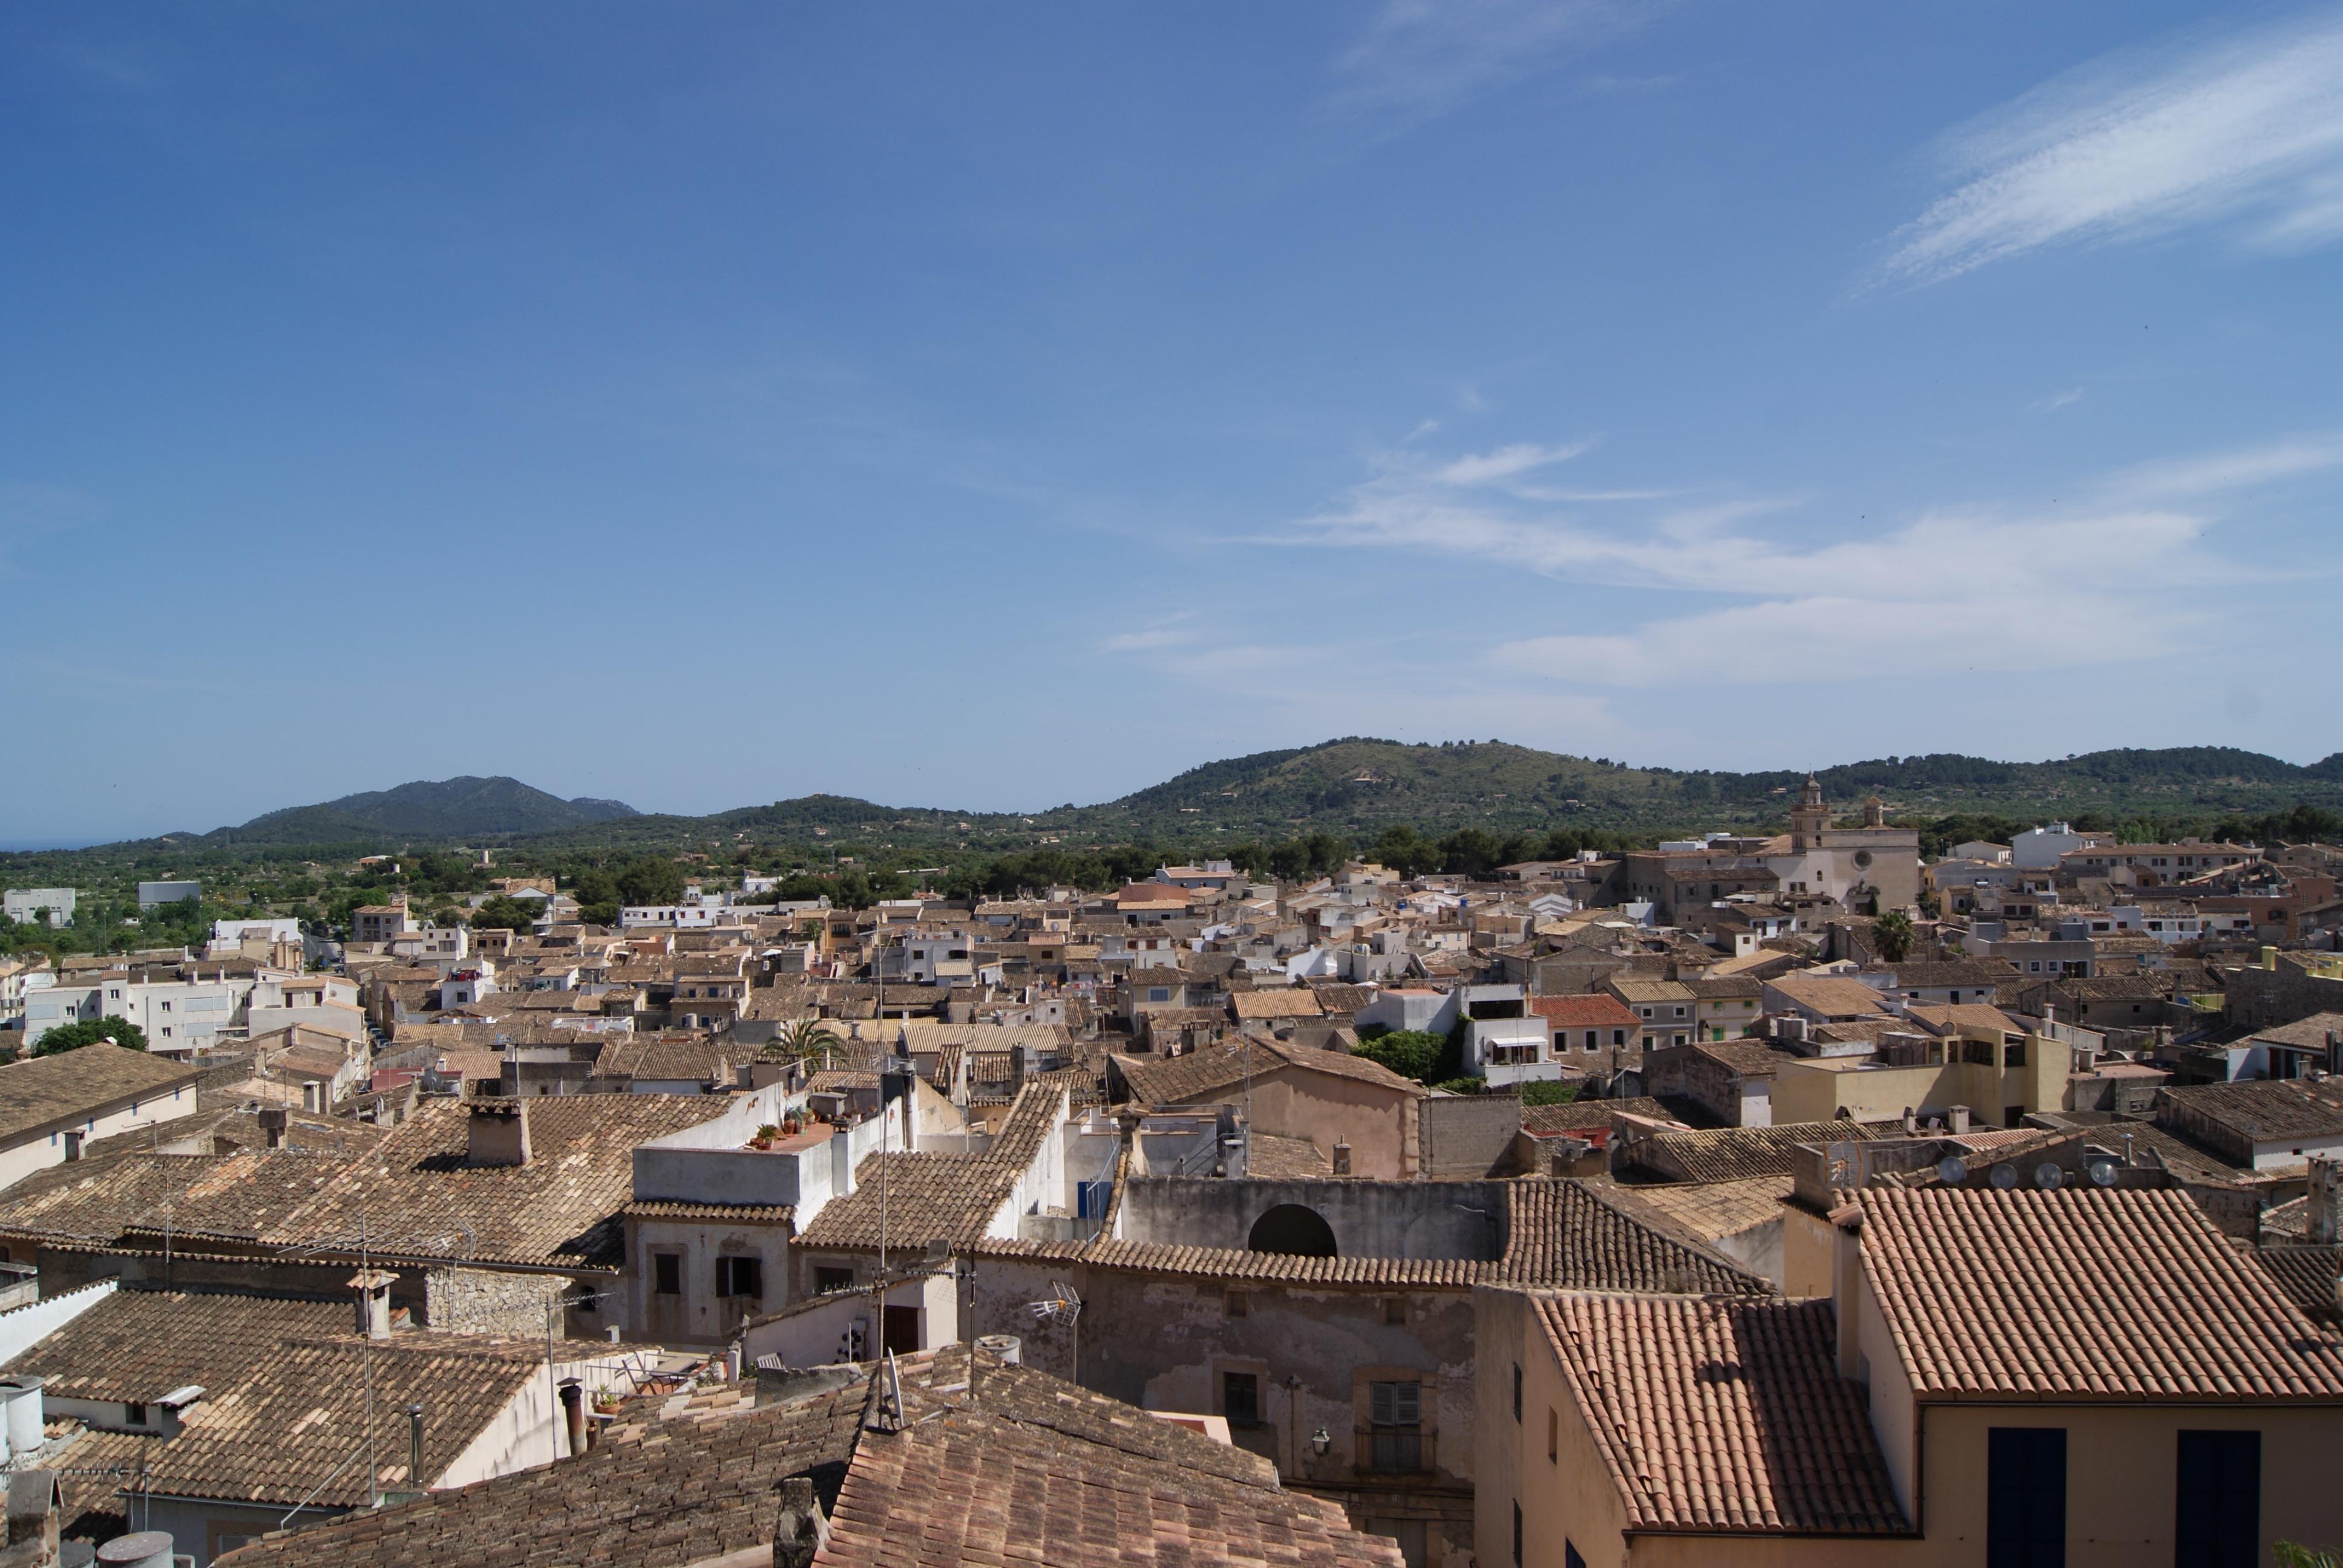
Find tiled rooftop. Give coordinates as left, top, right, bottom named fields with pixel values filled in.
left=215, top=1347, right=1400, bottom=1568
left=1856, top=1187, right=2343, bottom=1400
left=1537, top=1291, right=1909, bottom=1535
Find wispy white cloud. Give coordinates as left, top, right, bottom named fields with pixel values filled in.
left=1097, top=615, right=1201, bottom=655
left=2028, top=387, right=2085, bottom=413
left=1885, top=7, right=2343, bottom=283
left=2099, top=432, right=2343, bottom=501
left=1253, top=431, right=2268, bottom=690
left=1433, top=439, right=1596, bottom=486
left=1326, top=0, right=1671, bottom=128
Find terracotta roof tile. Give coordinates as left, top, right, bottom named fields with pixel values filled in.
left=1856, top=1187, right=2343, bottom=1400
left=1538, top=1292, right=1909, bottom=1535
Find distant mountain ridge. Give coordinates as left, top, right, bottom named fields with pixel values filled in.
left=118, top=741, right=2343, bottom=856
left=212, top=777, right=638, bottom=844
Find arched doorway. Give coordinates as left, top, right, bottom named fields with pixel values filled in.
left=1248, top=1203, right=1337, bottom=1257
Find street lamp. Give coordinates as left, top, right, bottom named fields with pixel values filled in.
left=1309, top=1427, right=1332, bottom=1457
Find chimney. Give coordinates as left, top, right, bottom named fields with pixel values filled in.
left=350, top=1270, right=395, bottom=1340
left=1948, top=1105, right=1971, bottom=1135
left=1902, top=1106, right=1917, bottom=1136
left=467, top=1102, right=531, bottom=1167
left=1009, top=1045, right=1028, bottom=1095
left=406, top=1403, right=425, bottom=1488
left=2310, top=1157, right=2342, bottom=1246
left=557, top=1379, right=585, bottom=1459
left=302, top=1080, right=323, bottom=1114
left=773, top=1477, right=830, bottom=1568
left=258, top=1107, right=288, bottom=1149
left=1331, top=1141, right=1352, bottom=1177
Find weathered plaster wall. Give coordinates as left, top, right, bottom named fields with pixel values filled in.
left=1115, top=1178, right=1507, bottom=1259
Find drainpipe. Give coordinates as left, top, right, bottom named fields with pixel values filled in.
left=406, top=1404, right=425, bottom=1489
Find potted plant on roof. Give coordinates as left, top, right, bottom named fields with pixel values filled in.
left=749, top=1122, right=781, bottom=1150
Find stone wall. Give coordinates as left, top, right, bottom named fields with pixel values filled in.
left=1417, top=1097, right=1521, bottom=1178
left=427, top=1266, right=572, bottom=1336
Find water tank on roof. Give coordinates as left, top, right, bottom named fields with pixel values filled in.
left=0, top=1375, right=43, bottom=1456
left=95, top=1532, right=174, bottom=1568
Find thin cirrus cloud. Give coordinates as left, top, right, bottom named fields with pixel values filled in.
left=1883, top=5, right=2343, bottom=284
left=1325, top=0, right=1671, bottom=126
left=1264, top=433, right=2284, bottom=690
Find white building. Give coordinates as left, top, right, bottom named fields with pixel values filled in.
left=2011, top=822, right=2088, bottom=870
left=0, top=1044, right=200, bottom=1190
left=2, top=889, right=74, bottom=927
left=136, top=881, right=201, bottom=909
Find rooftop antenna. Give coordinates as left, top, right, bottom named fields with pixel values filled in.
left=1028, top=1279, right=1082, bottom=1385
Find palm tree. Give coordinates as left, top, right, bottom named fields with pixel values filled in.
left=1873, top=909, right=1915, bottom=964
left=2276, top=1547, right=2342, bottom=1568
left=771, top=1018, right=846, bottom=1071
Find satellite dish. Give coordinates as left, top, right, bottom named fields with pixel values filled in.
left=2033, top=1163, right=2063, bottom=1191
left=1935, top=1155, right=1967, bottom=1186
left=1988, top=1163, right=2019, bottom=1191
left=2087, top=1159, right=2119, bottom=1187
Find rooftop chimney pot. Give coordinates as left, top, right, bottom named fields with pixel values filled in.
left=466, top=1102, right=531, bottom=1168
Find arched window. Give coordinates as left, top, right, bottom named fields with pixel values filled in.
left=1248, top=1203, right=1337, bottom=1258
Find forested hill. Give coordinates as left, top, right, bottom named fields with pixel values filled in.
left=194, top=777, right=639, bottom=844
left=36, top=742, right=2343, bottom=871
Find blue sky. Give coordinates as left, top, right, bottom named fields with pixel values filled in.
left=5, top=1, right=2341, bottom=841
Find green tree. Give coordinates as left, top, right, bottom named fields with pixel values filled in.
left=33, top=1018, right=149, bottom=1056
left=1873, top=909, right=1916, bottom=963
left=615, top=857, right=687, bottom=907
left=1352, top=1028, right=1444, bottom=1081
left=770, top=1018, right=847, bottom=1067
left=470, top=895, right=543, bottom=932
left=1518, top=1080, right=1578, bottom=1106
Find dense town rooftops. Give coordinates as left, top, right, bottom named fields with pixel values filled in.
left=12, top=1288, right=619, bottom=1514
left=215, top=1346, right=1402, bottom=1568
left=0, top=1096, right=733, bottom=1270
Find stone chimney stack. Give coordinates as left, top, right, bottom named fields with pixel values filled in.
left=350, top=1270, right=395, bottom=1339
left=773, top=1477, right=829, bottom=1568
left=258, top=1108, right=289, bottom=1149
left=1331, top=1142, right=1352, bottom=1177
left=2309, top=1156, right=2342, bottom=1246
left=467, top=1102, right=531, bottom=1168
left=1948, top=1105, right=1971, bottom=1135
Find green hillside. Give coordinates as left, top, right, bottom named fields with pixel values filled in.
left=211, top=776, right=640, bottom=844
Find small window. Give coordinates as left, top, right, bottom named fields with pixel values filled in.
left=2175, top=1429, right=2259, bottom=1567
left=714, top=1255, right=764, bottom=1300
left=1512, top=1362, right=1522, bottom=1420
left=814, top=1266, right=854, bottom=1295
left=1222, top=1370, right=1261, bottom=1429
left=652, top=1252, right=683, bottom=1296
left=1225, top=1289, right=1248, bottom=1319
left=1512, top=1501, right=1522, bottom=1568
left=1987, top=1426, right=2066, bottom=1568
left=1383, top=1296, right=1406, bottom=1326
left=125, top=1402, right=148, bottom=1426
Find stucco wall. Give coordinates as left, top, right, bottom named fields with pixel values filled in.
left=1115, top=1178, right=1507, bottom=1260
left=972, top=1255, right=1480, bottom=1566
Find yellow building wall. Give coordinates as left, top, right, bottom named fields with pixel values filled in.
left=1774, top=1039, right=2060, bottom=1128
